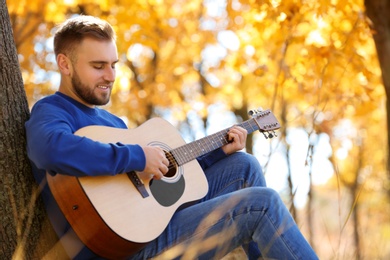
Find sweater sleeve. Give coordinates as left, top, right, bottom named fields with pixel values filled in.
left=25, top=103, right=146, bottom=177
left=196, top=147, right=227, bottom=170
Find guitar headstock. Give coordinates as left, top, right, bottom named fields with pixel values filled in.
left=249, top=109, right=281, bottom=139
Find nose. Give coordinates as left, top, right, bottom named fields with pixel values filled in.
left=103, top=66, right=116, bottom=82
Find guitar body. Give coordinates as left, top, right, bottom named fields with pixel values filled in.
left=47, top=118, right=209, bottom=259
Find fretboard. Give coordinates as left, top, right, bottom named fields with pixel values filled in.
left=170, top=118, right=260, bottom=166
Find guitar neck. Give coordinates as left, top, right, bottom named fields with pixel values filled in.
left=170, top=118, right=259, bottom=166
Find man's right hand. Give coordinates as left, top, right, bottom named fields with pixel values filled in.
left=141, top=146, right=169, bottom=179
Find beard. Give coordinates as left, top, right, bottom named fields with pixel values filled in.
left=71, top=70, right=111, bottom=106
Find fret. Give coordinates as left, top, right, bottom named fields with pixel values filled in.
left=202, top=136, right=214, bottom=152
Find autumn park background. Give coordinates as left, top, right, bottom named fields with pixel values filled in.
left=1, top=0, right=390, bottom=259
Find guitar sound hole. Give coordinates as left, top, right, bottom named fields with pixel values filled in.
left=164, top=151, right=178, bottom=178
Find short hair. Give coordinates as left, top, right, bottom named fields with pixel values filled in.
left=53, top=15, right=116, bottom=58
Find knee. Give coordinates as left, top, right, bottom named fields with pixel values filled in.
left=230, top=152, right=260, bottom=168
left=239, top=187, right=283, bottom=210
left=253, top=187, right=284, bottom=208
left=230, top=152, right=266, bottom=187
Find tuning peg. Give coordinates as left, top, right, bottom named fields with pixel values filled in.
left=248, top=107, right=265, bottom=117
left=268, top=131, right=277, bottom=139
left=248, top=109, right=256, bottom=116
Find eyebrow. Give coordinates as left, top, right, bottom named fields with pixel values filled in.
left=89, top=60, right=119, bottom=65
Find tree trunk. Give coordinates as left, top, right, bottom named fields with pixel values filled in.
left=0, top=1, right=65, bottom=258
left=280, top=104, right=297, bottom=219
left=351, top=139, right=363, bottom=260
left=306, top=142, right=315, bottom=250
left=352, top=188, right=361, bottom=260
left=364, top=0, right=390, bottom=200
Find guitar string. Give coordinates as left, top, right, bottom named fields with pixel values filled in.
left=164, top=119, right=255, bottom=170
left=164, top=131, right=231, bottom=170
left=162, top=116, right=272, bottom=171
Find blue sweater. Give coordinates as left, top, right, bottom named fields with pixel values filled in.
left=25, top=92, right=226, bottom=257
left=26, top=92, right=146, bottom=177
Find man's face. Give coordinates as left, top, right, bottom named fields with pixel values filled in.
left=69, top=38, right=119, bottom=107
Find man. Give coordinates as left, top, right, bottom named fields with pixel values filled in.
left=25, top=15, right=318, bottom=259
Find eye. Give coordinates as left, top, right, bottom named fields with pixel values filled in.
left=93, top=65, right=104, bottom=70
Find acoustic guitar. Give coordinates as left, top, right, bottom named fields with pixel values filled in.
left=47, top=109, right=280, bottom=259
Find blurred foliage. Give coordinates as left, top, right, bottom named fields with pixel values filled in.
left=7, top=0, right=390, bottom=258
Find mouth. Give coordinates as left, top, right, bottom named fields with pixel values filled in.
left=97, top=84, right=112, bottom=90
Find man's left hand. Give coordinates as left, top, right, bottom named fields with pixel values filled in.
left=221, top=126, right=247, bottom=155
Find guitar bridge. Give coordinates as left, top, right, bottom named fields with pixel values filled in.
left=127, top=171, right=149, bottom=198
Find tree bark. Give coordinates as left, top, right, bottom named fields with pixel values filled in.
left=364, top=0, right=390, bottom=200
left=0, top=1, right=65, bottom=258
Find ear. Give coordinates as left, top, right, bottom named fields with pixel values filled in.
left=57, top=54, right=72, bottom=76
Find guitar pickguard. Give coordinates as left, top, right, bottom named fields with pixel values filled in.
left=149, top=176, right=185, bottom=207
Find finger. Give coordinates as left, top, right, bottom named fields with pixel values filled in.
left=228, top=132, right=245, bottom=149
left=160, top=164, right=169, bottom=175
left=229, top=131, right=241, bottom=143
left=163, top=157, right=170, bottom=166
left=231, top=127, right=247, bottom=142
left=233, top=126, right=247, bottom=137
left=153, top=170, right=164, bottom=180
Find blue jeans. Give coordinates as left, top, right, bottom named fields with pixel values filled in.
left=131, top=152, right=318, bottom=259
